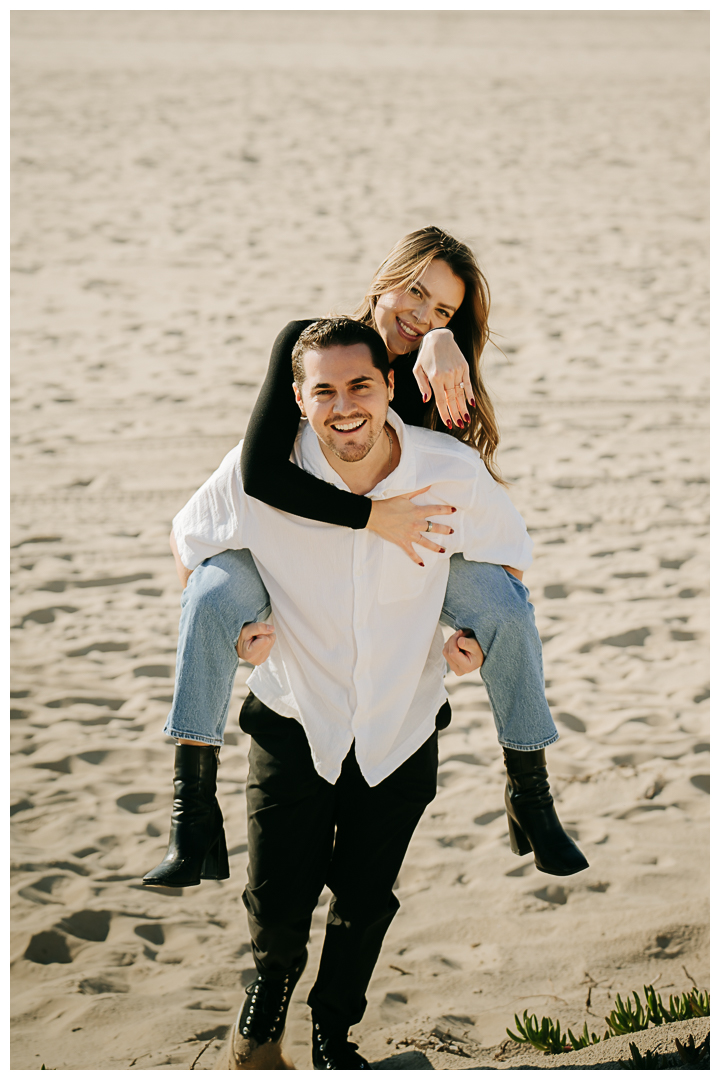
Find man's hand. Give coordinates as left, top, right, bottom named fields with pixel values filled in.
left=237, top=622, right=276, bottom=666
left=443, top=629, right=484, bottom=676
left=367, top=486, right=456, bottom=565
left=502, top=565, right=524, bottom=582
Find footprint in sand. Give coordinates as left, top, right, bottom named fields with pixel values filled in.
left=24, top=929, right=74, bottom=964
left=556, top=711, right=587, bottom=732
left=78, top=974, right=129, bottom=994
left=473, top=810, right=504, bottom=827
left=134, top=923, right=165, bottom=947
left=544, top=583, right=570, bottom=598
left=38, top=573, right=155, bottom=592
left=57, top=910, right=112, bottom=943
left=44, top=696, right=127, bottom=710
left=18, top=874, right=73, bottom=905
left=505, top=863, right=534, bottom=877
left=15, top=605, right=80, bottom=627
left=579, top=626, right=652, bottom=652
left=66, top=641, right=130, bottom=656
left=533, top=884, right=569, bottom=905
left=437, top=835, right=478, bottom=851
left=116, top=792, right=158, bottom=814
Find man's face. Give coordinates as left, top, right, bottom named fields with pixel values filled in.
left=294, top=343, right=394, bottom=463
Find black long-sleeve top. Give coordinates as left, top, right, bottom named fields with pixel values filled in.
left=241, top=320, right=430, bottom=529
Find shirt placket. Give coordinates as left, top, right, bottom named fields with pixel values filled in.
left=350, top=528, right=374, bottom=734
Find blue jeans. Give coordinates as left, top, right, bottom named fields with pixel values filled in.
left=163, top=550, right=558, bottom=751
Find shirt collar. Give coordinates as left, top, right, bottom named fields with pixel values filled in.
left=297, top=407, right=417, bottom=498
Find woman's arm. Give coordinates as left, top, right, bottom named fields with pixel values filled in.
left=240, top=319, right=372, bottom=528
left=241, top=319, right=456, bottom=557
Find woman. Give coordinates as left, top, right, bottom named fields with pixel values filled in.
left=143, top=226, right=588, bottom=889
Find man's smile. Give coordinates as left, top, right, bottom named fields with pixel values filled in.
left=329, top=418, right=368, bottom=432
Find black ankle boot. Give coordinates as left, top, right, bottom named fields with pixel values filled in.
left=143, top=744, right=229, bottom=888
left=311, top=1020, right=370, bottom=1070
left=227, top=953, right=307, bottom=1069
left=504, top=748, right=589, bottom=877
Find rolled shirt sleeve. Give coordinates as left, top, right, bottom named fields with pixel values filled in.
left=172, top=443, right=246, bottom=572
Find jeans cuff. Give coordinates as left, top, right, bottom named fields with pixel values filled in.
left=162, top=723, right=223, bottom=747
left=499, top=731, right=560, bottom=751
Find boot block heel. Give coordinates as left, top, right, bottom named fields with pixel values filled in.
left=200, top=826, right=230, bottom=881
left=506, top=810, right=533, bottom=857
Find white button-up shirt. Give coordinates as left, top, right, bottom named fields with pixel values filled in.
left=173, top=410, right=533, bottom=786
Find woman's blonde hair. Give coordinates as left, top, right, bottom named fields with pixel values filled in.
left=355, top=226, right=504, bottom=484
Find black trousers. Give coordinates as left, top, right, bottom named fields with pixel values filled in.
left=239, top=692, right=442, bottom=1034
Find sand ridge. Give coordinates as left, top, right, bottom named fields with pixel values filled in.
left=10, top=11, right=708, bottom=1071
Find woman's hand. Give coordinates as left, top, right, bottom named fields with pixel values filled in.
left=367, top=485, right=456, bottom=566
left=237, top=622, right=276, bottom=665
left=414, top=329, right=474, bottom=429
left=443, top=630, right=484, bottom=675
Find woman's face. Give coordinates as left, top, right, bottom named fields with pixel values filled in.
left=373, top=258, right=466, bottom=361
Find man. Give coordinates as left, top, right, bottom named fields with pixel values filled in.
left=169, top=318, right=533, bottom=1069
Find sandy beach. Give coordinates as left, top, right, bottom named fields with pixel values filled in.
left=10, top=11, right=709, bottom=1071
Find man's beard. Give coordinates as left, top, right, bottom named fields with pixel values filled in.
left=320, top=412, right=385, bottom=463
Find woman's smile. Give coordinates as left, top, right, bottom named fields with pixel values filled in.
left=395, top=317, right=422, bottom=343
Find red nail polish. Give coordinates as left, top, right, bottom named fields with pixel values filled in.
left=451, top=507, right=457, bottom=512
left=423, top=393, right=429, bottom=403
left=464, top=414, right=470, bottom=423
left=446, top=420, right=452, bottom=429
left=458, top=419, right=464, bottom=429
left=419, top=562, right=425, bottom=568
left=439, top=548, right=446, bottom=554
left=470, top=398, right=476, bottom=408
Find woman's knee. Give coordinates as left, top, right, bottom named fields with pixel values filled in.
left=183, top=551, right=270, bottom=629
left=444, top=558, right=536, bottom=642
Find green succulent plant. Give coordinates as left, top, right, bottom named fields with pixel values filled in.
left=619, top=1042, right=663, bottom=1070
left=668, top=987, right=710, bottom=1020
left=505, top=984, right=709, bottom=1058
left=506, top=1010, right=570, bottom=1054
left=675, top=1032, right=710, bottom=1065
left=605, top=990, right=650, bottom=1035
left=644, top=983, right=710, bottom=1025
left=566, top=1020, right=609, bottom=1051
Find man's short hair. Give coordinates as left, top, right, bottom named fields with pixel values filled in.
left=291, top=318, right=391, bottom=388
